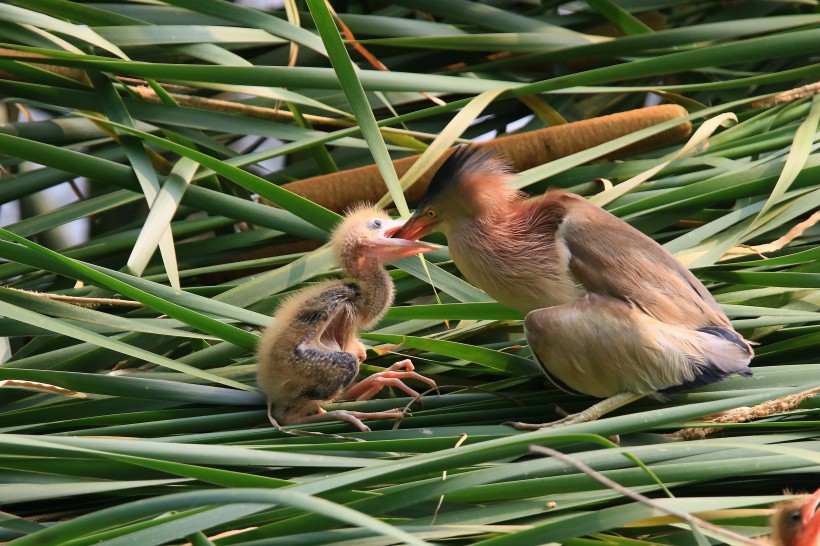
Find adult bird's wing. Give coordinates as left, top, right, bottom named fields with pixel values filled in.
left=527, top=191, right=753, bottom=392
left=547, top=191, right=731, bottom=330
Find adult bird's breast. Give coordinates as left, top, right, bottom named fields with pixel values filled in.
left=448, top=217, right=584, bottom=314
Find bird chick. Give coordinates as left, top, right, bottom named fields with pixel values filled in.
left=256, top=205, right=438, bottom=433
left=770, top=489, right=820, bottom=546
left=394, top=147, right=753, bottom=429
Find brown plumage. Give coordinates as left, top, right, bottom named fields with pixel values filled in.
left=256, top=205, right=438, bottom=432
left=394, top=147, right=753, bottom=429
left=770, top=489, right=820, bottom=546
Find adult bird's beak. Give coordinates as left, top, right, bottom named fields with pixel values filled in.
left=391, top=212, right=437, bottom=242
left=376, top=218, right=439, bottom=262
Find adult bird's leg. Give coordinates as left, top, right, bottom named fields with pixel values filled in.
left=340, top=359, right=438, bottom=401
left=506, top=392, right=646, bottom=430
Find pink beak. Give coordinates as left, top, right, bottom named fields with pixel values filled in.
left=375, top=218, right=439, bottom=262
left=391, top=213, right=437, bottom=242
left=797, top=488, right=820, bottom=546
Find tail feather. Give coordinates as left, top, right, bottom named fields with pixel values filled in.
left=662, top=326, right=753, bottom=394
left=697, top=326, right=753, bottom=353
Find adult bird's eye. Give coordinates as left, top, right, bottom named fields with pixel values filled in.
left=426, top=209, right=437, bottom=218
left=369, top=219, right=382, bottom=230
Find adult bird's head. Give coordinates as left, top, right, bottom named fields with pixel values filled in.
left=331, top=205, right=438, bottom=277
left=393, top=147, right=520, bottom=241
left=771, top=488, right=820, bottom=546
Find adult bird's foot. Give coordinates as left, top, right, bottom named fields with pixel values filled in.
left=505, top=404, right=599, bottom=429
left=504, top=392, right=646, bottom=430
left=505, top=412, right=586, bottom=430
left=341, top=359, right=438, bottom=401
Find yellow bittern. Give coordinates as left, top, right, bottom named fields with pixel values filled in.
left=256, top=205, right=437, bottom=432
left=394, top=147, right=753, bottom=429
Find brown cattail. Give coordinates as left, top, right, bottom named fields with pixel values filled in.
left=276, top=104, right=691, bottom=213
left=216, top=105, right=691, bottom=280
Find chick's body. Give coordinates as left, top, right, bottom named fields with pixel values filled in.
left=256, top=281, right=363, bottom=422
left=256, top=205, right=437, bottom=432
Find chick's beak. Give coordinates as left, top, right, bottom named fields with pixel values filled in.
left=798, top=488, right=820, bottom=546
left=375, top=218, right=439, bottom=262
left=391, top=212, right=437, bottom=241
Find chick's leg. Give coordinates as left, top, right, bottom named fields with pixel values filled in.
left=340, top=359, right=438, bottom=401
left=268, top=402, right=404, bottom=436
left=289, top=406, right=406, bottom=432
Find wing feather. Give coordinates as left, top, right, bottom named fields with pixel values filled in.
left=550, top=192, right=730, bottom=329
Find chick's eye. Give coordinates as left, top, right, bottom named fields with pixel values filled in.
left=369, top=219, right=382, bottom=230
left=789, top=510, right=802, bottom=522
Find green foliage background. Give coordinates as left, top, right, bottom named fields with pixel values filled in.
left=0, top=1, right=819, bottom=544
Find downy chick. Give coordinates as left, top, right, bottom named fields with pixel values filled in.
left=256, top=205, right=438, bottom=432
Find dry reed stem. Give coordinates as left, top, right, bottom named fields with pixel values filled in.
left=129, top=86, right=441, bottom=143
left=530, top=445, right=768, bottom=546
left=0, top=47, right=91, bottom=85
left=128, top=84, right=356, bottom=128
left=0, top=380, right=85, bottom=398
left=729, top=209, right=820, bottom=259
left=432, top=432, right=469, bottom=524
left=328, top=1, right=445, bottom=107
left=750, top=81, right=820, bottom=109
left=668, top=386, right=820, bottom=441
left=9, top=288, right=143, bottom=308
left=0, top=49, right=360, bottom=131
left=272, top=104, right=691, bottom=213
left=465, top=12, right=667, bottom=74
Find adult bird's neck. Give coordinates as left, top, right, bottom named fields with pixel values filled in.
left=448, top=199, right=583, bottom=313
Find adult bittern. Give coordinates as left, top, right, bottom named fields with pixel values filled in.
left=770, top=489, right=820, bottom=546
left=257, top=205, right=438, bottom=432
left=394, top=147, right=753, bottom=429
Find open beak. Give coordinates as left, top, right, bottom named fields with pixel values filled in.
left=375, top=218, right=439, bottom=262
left=798, top=488, right=820, bottom=546
left=391, top=212, right=437, bottom=241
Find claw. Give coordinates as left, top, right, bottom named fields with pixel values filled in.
left=340, top=359, right=438, bottom=401
left=292, top=408, right=407, bottom=432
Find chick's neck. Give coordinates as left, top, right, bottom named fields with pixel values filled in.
left=343, top=253, right=395, bottom=327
